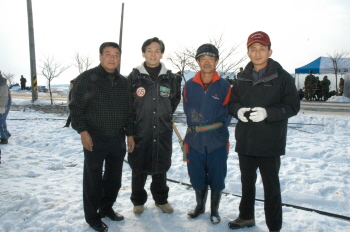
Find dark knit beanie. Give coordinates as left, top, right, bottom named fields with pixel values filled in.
left=195, top=44, right=219, bottom=60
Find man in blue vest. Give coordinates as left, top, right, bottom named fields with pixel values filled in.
left=183, top=44, right=231, bottom=224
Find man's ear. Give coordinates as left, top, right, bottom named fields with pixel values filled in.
left=142, top=52, right=145, bottom=58
left=268, top=49, right=273, bottom=57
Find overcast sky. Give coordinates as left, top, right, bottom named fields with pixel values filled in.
left=1, top=0, right=350, bottom=85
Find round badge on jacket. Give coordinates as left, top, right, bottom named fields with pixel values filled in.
left=136, top=87, right=146, bottom=97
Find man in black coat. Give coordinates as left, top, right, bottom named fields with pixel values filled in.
left=70, top=42, right=134, bottom=232
left=127, top=37, right=181, bottom=215
left=63, top=79, right=75, bottom=127
left=228, top=31, right=300, bottom=232
left=20, top=75, right=26, bottom=90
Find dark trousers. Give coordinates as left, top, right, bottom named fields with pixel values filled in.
left=238, top=154, right=282, bottom=231
left=323, top=90, right=329, bottom=101
left=65, top=114, right=71, bottom=126
left=83, top=132, right=126, bottom=226
left=187, top=144, right=228, bottom=191
left=0, top=95, right=11, bottom=140
left=130, top=170, right=169, bottom=206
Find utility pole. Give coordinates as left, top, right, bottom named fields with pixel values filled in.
left=118, top=3, right=124, bottom=72
left=26, top=0, right=38, bottom=102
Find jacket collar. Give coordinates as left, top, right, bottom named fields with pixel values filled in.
left=239, top=58, right=280, bottom=84
left=192, top=70, right=220, bottom=88
left=135, top=62, right=168, bottom=77
left=97, top=64, right=121, bottom=78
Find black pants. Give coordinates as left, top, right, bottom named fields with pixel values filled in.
left=238, top=154, right=282, bottom=231
left=83, top=132, right=126, bottom=226
left=65, top=114, right=71, bottom=126
left=130, top=169, right=169, bottom=206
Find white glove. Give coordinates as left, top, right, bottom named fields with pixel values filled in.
left=0, top=107, right=5, bottom=114
left=249, top=107, right=267, bottom=122
left=237, top=107, right=251, bottom=123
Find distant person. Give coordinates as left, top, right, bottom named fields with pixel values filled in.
left=237, top=67, right=243, bottom=79
left=304, top=70, right=316, bottom=100
left=228, top=31, right=300, bottom=232
left=63, top=79, right=75, bottom=127
left=298, top=89, right=304, bottom=100
left=69, top=42, right=134, bottom=232
left=183, top=43, right=231, bottom=224
left=0, top=71, right=11, bottom=144
left=127, top=37, right=181, bottom=215
left=339, top=77, right=344, bottom=96
left=321, top=76, right=331, bottom=101
left=314, top=76, right=322, bottom=100
left=20, top=75, right=27, bottom=90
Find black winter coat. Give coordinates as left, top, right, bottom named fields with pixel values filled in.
left=229, top=59, right=300, bottom=157
left=127, top=63, right=182, bottom=174
left=70, top=65, right=134, bottom=137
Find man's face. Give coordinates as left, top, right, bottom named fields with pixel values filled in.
left=142, top=42, right=163, bottom=68
left=247, top=43, right=272, bottom=70
left=196, top=55, right=218, bottom=74
left=99, top=46, right=120, bottom=73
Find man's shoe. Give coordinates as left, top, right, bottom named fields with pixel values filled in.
left=228, top=217, right=255, bottom=229
left=133, top=205, right=144, bottom=214
left=0, top=139, right=8, bottom=144
left=90, top=221, right=108, bottom=232
left=100, top=211, right=124, bottom=221
left=270, top=231, right=280, bottom=232
left=155, top=203, right=174, bottom=214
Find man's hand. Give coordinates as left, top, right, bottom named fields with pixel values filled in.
left=80, top=131, right=93, bottom=151
left=127, top=136, right=135, bottom=153
left=249, top=107, right=267, bottom=122
left=237, top=107, right=251, bottom=123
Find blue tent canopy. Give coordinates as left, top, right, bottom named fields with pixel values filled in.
left=295, top=56, right=350, bottom=74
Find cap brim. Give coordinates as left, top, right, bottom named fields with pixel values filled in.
left=195, top=52, right=218, bottom=59
left=247, top=40, right=270, bottom=47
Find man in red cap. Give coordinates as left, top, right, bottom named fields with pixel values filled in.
left=228, top=31, right=300, bottom=232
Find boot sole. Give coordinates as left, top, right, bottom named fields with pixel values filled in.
left=187, top=211, right=205, bottom=219
left=228, top=223, right=255, bottom=229
left=211, top=215, right=221, bottom=224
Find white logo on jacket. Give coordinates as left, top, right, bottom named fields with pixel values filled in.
left=212, top=94, right=220, bottom=100
left=136, top=87, right=146, bottom=97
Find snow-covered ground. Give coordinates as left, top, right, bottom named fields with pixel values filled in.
left=1, top=97, right=350, bottom=232
left=327, top=96, right=350, bottom=103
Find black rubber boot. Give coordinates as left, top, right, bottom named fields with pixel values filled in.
left=188, top=188, right=208, bottom=219
left=210, top=189, right=222, bottom=224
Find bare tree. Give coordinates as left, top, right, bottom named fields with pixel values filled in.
left=166, top=49, right=192, bottom=83
left=2, top=72, right=15, bottom=86
left=73, top=51, right=94, bottom=74
left=207, top=34, right=247, bottom=79
left=39, top=55, right=70, bottom=105
left=327, top=50, right=350, bottom=94
left=167, top=34, right=247, bottom=81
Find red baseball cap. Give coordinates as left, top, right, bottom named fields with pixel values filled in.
left=247, top=31, right=271, bottom=47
